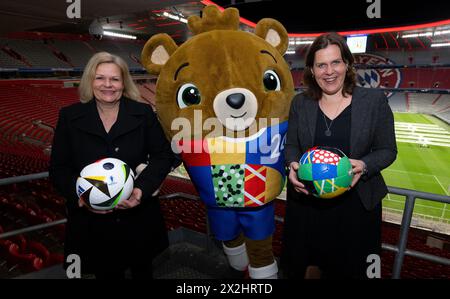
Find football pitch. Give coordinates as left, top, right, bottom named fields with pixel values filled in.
left=382, top=113, right=450, bottom=221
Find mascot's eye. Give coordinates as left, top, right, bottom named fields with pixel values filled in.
left=263, top=70, right=281, bottom=91
left=177, top=83, right=201, bottom=108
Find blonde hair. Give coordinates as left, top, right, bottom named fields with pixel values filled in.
left=78, top=52, right=141, bottom=103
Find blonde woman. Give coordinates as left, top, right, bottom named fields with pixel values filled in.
left=50, top=52, right=178, bottom=279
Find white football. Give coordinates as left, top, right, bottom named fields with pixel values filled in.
left=75, top=158, right=135, bottom=210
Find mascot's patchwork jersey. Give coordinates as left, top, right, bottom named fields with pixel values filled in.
left=177, top=122, right=287, bottom=208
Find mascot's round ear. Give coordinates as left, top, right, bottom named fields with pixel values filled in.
left=255, top=18, right=289, bottom=55
left=141, top=33, right=178, bottom=75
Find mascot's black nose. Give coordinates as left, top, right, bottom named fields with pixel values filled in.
left=226, top=93, right=245, bottom=109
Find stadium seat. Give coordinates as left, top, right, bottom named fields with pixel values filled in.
left=7, top=243, right=42, bottom=272
left=27, top=241, right=50, bottom=266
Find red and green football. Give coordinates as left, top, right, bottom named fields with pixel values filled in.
left=297, top=146, right=353, bottom=199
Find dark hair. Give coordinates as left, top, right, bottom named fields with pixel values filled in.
left=303, top=32, right=356, bottom=100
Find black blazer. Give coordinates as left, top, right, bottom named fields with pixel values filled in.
left=285, top=87, right=397, bottom=210
left=49, top=97, right=177, bottom=270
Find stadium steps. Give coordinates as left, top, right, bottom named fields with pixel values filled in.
left=14, top=227, right=255, bottom=279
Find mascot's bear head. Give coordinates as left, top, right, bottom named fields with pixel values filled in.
left=142, top=5, right=294, bottom=140
left=142, top=6, right=294, bottom=208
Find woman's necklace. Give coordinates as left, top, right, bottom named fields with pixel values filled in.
left=320, top=97, right=344, bottom=137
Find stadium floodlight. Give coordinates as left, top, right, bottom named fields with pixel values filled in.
left=402, top=30, right=450, bottom=38
left=103, top=31, right=136, bottom=40
left=162, top=11, right=187, bottom=23
left=401, top=32, right=432, bottom=38
left=434, top=29, right=450, bottom=36
left=431, top=42, right=450, bottom=47
left=289, top=39, right=314, bottom=45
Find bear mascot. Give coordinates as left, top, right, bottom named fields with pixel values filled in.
left=141, top=5, right=294, bottom=279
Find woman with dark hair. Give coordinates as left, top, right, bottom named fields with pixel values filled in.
left=281, top=33, right=397, bottom=279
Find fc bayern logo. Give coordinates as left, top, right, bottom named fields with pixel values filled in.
left=354, top=53, right=402, bottom=98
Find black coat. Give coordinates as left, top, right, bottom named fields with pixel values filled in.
left=49, top=97, right=177, bottom=273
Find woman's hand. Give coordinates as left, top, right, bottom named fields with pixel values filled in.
left=288, top=162, right=309, bottom=195
left=115, top=188, right=142, bottom=210
left=349, top=159, right=366, bottom=188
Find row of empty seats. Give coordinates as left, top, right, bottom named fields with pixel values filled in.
left=0, top=82, right=79, bottom=160
left=0, top=225, right=63, bottom=274
left=388, top=93, right=450, bottom=122
left=389, top=92, right=450, bottom=110
left=1, top=38, right=143, bottom=69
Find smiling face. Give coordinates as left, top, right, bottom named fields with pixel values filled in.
left=154, top=30, right=294, bottom=140
left=311, top=44, right=348, bottom=96
left=92, top=62, right=124, bottom=104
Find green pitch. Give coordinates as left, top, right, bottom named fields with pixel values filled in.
left=382, top=113, right=450, bottom=221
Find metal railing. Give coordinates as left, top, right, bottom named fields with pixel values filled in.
left=385, top=186, right=450, bottom=279
left=1, top=173, right=449, bottom=279
left=0, top=171, right=48, bottom=186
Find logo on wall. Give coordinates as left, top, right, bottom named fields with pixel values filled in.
left=354, top=53, right=402, bottom=98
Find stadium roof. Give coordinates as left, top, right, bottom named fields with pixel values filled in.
left=0, top=0, right=449, bottom=49
left=211, top=0, right=450, bottom=34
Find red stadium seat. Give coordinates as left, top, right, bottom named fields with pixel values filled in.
left=47, top=252, right=64, bottom=266
left=27, top=241, right=50, bottom=266
left=7, top=243, right=40, bottom=272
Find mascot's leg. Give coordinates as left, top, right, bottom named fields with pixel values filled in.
left=235, top=203, right=277, bottom=279
left=206, top=208, right=249, bottom=272
left=245, top=235, right=278, bottom=279
left=223, top=233, right=249, bottom=271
